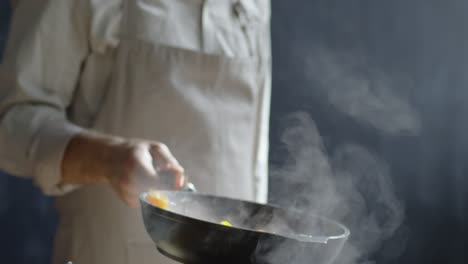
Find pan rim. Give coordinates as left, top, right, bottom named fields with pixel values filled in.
left=139, top=191, right=350, bottom=244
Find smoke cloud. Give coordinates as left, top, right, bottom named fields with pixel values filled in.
left=269, top=112, right=406, bottom=264
left=267, top=47, right=420, bottom=263
left=304, top=47, right=421, bottom=136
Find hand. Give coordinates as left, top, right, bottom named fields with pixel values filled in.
left=106, top=140, right=185, bottom=207
left=61, top=131, right=185, bottom=207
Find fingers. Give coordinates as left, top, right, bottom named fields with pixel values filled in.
left=120, top=187, right=139, bottom=208
left=133, top=144, right=157, bottom=178
left=132, top=144, right=160, bottom=193
left=112, top=145, right=152, bottom=208
left=175, top=173, right=188, bottom=190
left=111, top=141, right=186, bottom=207
left=113, top=173, right=139, bottom=208
left=149, top=143, right=186, bottom=190
left=149, top=143, right=183, bottom=171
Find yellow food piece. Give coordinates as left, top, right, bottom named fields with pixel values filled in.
left=147, top=191, right=169, bottom=209
left=220, top=220, right=232, bottom=227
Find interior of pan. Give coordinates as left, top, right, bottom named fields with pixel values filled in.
left=140, top=191, right=349, bottom=243
left=140, top=191, right=350, bottom=264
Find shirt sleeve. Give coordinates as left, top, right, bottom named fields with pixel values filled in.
left=0, top=0, right=90, bottom=195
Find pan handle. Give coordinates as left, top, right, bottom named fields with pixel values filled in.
left=158, top=171, right=197, bottom=192
left=181, top=182, right=197, bottom=192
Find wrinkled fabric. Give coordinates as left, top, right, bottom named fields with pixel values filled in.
left=0, top=0, right=271, bottom=263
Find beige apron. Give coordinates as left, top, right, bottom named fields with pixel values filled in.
left=53, top=1, right=269, bottom=263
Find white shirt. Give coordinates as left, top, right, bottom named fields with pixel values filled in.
left=0, top=1, right=271, bottom=263
left=0, top=0, right=271, bottom=198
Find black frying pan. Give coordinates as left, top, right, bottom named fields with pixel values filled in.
left=140, top=191, right=349, bottom=264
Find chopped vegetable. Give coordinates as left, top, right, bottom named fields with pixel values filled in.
left=220, top=220, right=232, bottom=227
left=147, top=191, right=169, bottom=209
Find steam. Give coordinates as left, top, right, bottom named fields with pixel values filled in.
left=262, top=43, right=423, bottom=263
left=304, top=47, right=421, bottom=136
left=269, top=112, right=407, bottom=264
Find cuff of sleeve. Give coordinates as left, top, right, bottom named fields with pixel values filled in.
left=32, top=118, right=84, bottom=196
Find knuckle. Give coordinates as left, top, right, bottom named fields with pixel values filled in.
left=172, top=164, right=184, bottom=173
left=154, top=143, right=169, bottom=153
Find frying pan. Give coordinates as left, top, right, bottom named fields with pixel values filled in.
left=139, top=191, right=349, bottom=264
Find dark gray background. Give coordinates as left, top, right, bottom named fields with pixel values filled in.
left=1, top=0, right=467, bottom=263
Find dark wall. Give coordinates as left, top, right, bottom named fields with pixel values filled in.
left=0, top=0, right=9, bottom=60
left=1, top=0, right=467, bottom=264
left=269, top=0, right=467, bottom=264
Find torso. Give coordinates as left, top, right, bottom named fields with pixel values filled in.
left=55, top=1, right=271, bottom=263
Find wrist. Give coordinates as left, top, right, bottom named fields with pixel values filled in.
left=61, top=130, right=124, bottom=185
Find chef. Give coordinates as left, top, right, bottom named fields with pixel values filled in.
left=0, top=0, right=271, bottom=263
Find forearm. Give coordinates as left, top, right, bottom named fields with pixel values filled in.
left=60, top=130, right=124, bottom=185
